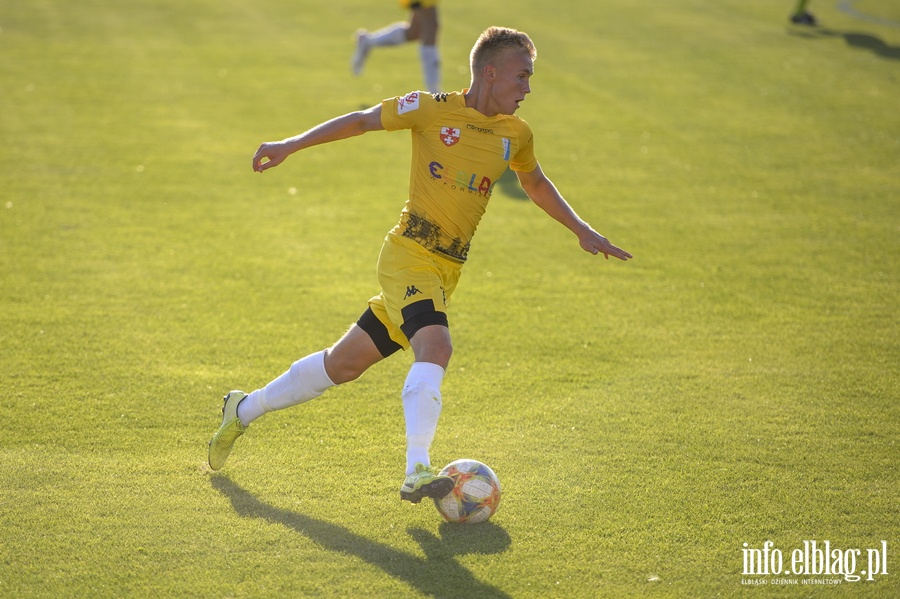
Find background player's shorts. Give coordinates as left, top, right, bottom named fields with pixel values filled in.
left=362, top=233, right=461, bottom=354
left=399, top=0, right=438, bottom=9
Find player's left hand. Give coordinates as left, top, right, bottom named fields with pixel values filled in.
left=579, top=230, right=632, bottom=261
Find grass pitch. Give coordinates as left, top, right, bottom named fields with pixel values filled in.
left=1, top=0, right=898, bottom=597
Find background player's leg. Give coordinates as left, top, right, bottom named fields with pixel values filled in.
left=415, top=7, right=440, bottom=93
left=352, top=20, right=409, bottom=76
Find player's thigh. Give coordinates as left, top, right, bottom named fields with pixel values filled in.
left=377, top=235, right=459, bottom=342
left=404, top=1, right=437, bottom=42
left=325, top=324, right=385, bottom=384
left=360, top=297, right=409, bottom=354
left=417, top=6, right=438, bottom=45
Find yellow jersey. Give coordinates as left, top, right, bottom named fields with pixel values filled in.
left=380, top=90, right=537, bottom=263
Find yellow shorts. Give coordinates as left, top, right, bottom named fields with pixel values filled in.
left=399, top=0, right=438, bottom=9
left=359, top=233, right=461, bottom=355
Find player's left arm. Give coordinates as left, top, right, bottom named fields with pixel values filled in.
left=517, top=162, right=632, bottom=261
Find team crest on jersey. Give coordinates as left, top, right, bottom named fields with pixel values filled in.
left=440, top=126, right=461, bottom=147
left=398, top=92, right=420, bottom=114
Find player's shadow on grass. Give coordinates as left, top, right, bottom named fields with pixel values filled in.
left=211, top=475, right=511, bottom=598
left=790, top=28, right=900, bottom=60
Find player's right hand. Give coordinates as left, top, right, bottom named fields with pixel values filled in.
left=252, top=142, right=289, bottom=173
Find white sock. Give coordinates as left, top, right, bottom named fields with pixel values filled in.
left=367, top=22, right=408, bottom=47
left=237, top=350, right=335, bottom=426
left=419, top=44, right=441, bottom=93
left=402, top=361, right=445, bottom=475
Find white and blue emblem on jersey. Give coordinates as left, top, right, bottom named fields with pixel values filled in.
left=501, top=138, right=511, bottom=161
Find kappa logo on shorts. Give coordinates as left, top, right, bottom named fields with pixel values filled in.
left=439, top=126, right=461, bottom=147
left=404, top=285, right=423, bottom=299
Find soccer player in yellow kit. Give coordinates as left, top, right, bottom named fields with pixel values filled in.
left=209, top=26, right=632, bottom=504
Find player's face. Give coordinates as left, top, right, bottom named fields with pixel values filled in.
left=489, top=49, right=533, bottom=115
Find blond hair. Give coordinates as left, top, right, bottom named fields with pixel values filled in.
left=470, top=27, right=537, bottom=80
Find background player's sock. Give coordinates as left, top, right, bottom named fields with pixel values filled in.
left=420, top=44, right=441, bottom=93
left=367, top=23, right=408, bottom=47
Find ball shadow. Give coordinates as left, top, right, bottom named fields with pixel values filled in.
left=407, top=520, right=512, bottom=558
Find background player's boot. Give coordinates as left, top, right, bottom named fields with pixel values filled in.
left=790, top=12, right=817, bottom=26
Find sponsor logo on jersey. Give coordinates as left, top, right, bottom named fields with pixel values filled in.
left=466, top=124, right=494, bottom=135
left=439, top=126, right=461, bottom=147
left=428, top=161, right=495, bottom=196
left=398, top=92, right=420, bottom=114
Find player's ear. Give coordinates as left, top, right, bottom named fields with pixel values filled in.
left=483, top=64, right=495, bottom=82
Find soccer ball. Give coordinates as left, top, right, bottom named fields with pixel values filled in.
left=433, top=459, right=501, bottom=524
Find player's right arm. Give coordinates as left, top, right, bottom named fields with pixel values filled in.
left=252, top=105, right=384, bottom=173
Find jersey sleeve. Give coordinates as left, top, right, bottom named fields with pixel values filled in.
left=380, top=91, right=432, bottom=132
left=509, top=119, right=538, bottom=173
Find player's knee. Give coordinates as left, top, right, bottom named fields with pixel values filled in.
left=408, top=326, right=452, bottom=368
left=416, top=345, right=451, bottom=370
left=323, top=349, right=368, bottom=385
left=432, top=339, right=452, bottom=365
